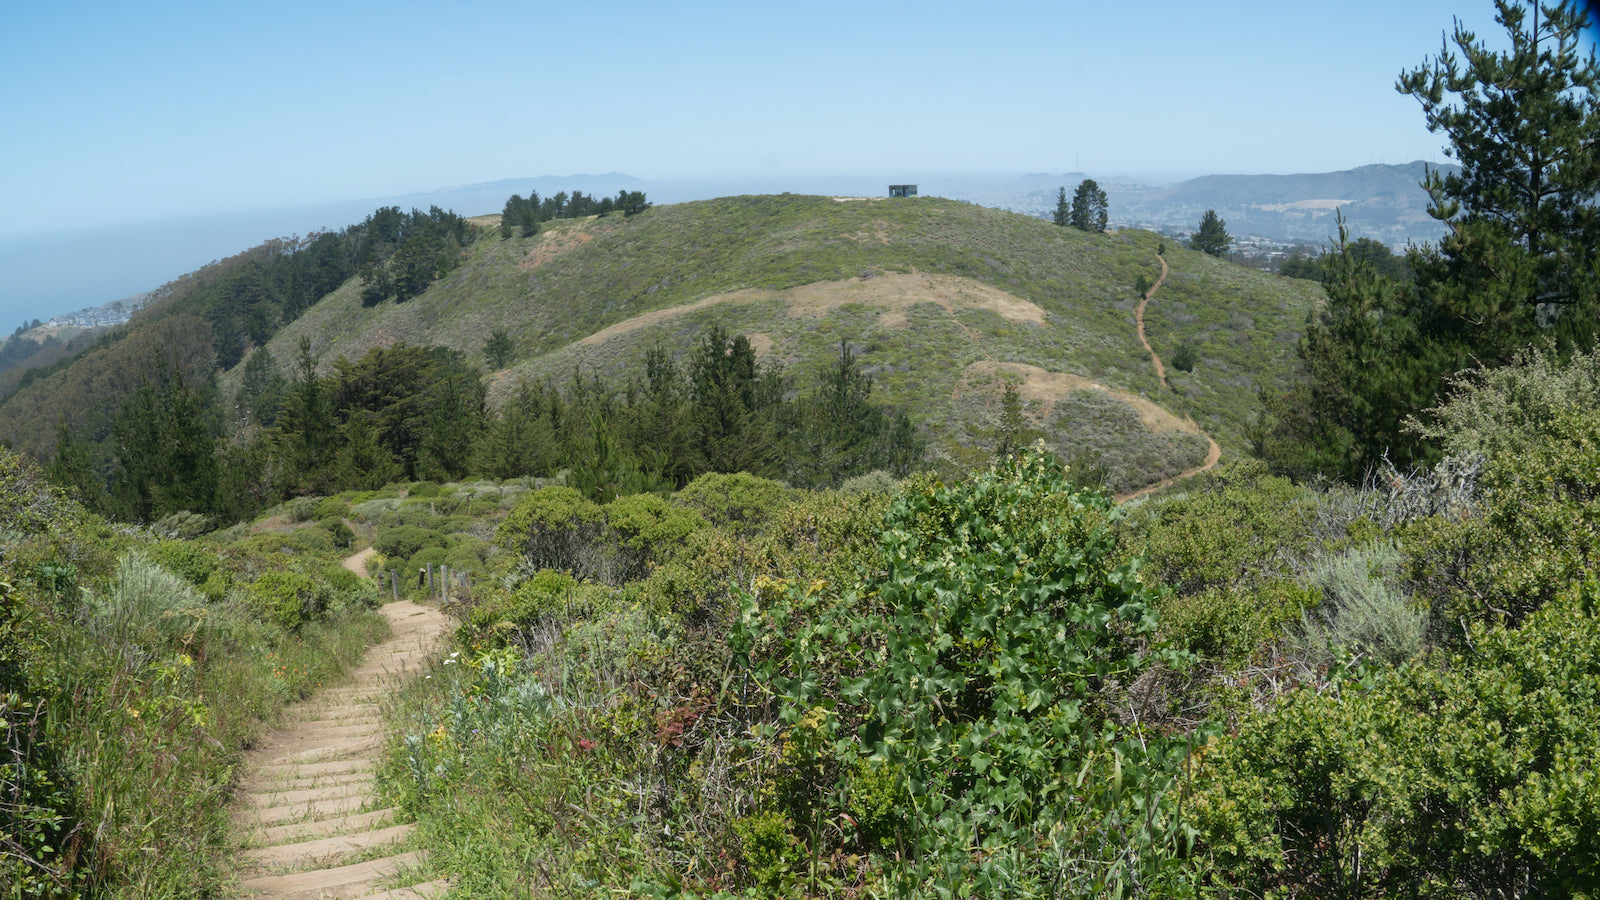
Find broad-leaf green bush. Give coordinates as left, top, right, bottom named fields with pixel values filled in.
left=603, top=493, right=706, bottom=582
left=736, top=450, right=1197, bottom=893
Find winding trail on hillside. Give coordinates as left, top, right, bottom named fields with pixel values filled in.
left=1134, top=255, right=1171, bottom=388
left=1116, top=253, right=1223, bottom=502
left=230, top=561, right=451, bottom=900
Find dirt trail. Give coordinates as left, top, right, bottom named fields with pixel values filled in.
left=1134, top=256, right=1171, bottom=388
left=1118, top=252, right=1222, bottom=500
left=1116, top=434, right=1223, bottom=503
left=231, top=579, right=451, bottom=898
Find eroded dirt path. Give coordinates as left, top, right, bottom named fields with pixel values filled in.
left=1116, top=434, right=1223, bottom=503
left=231, top=595, right=451, bottom=899
left=1120, top=252, right=1222, bottom=500
left=1134, top=255, right=1171, bottom=388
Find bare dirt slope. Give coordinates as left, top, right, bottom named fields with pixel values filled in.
left=231, top=598, right=450, bottom=899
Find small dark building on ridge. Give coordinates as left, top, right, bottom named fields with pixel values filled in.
left=888, top=184, right=918, bottom=198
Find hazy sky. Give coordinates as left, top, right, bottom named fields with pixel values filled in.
left=6, top=0, right=1569, bottom=242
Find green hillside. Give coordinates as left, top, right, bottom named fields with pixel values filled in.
left=0, top=194, right=1322, bottom=497
left=251, top=195, right=1322, bottom=488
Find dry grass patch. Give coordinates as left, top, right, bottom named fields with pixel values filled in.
left=519, top=229, right=596, bottom=269
left=955, top=360, right=1202, bottom=435
left=579, top=273, right=1047, bottom=347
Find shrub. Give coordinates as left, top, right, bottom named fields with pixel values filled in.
left=736, top=450, right=1194, bottom=891
left=1140, top=459, right=1317, bottom=596
left=282, top=496, right=318, bottom=523
left=1192, top=579, right=1600, bottom=897
left=374, top=524, right=445, bottom=561
left=673, top=471, right=792, bottom=534
left=319, top=517, right=355, bottom=549
left=457, top=570, right=617, bottom=647
left=838, top=469, right=898, bottom=495
left=146, top=539, right=219, bottom=590
left=1407, top=407, right=1600, bottom=635
left=243, top=570, right=328, bottom=631
left=495, top=487, right=606, bottom=581
left=313, top=494, right=355, bottom=521
left=603, top=493, right=706, bottom=582
left=1299, top=542, right=1424, bottom=664
left=1170, top=340, right=1198, bottom=373
left=1158, top=579, right=1318, bottom=667
left=150, top=509, right=213, bottom=539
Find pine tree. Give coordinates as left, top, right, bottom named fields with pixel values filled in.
left=1398, top=0, right=1600, bottom=361
left=1190, top=209, right=1231, bottom=257
left=1069, top=179, right=1109, bottom=232
left=483, top=329, right=515, bottom=370
left=1261, top=1, right=1600, bottom=479
left=1053, top=187, right=1071, bottom=226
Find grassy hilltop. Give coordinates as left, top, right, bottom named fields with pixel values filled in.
left=254, top=194, right=1321, bottom=488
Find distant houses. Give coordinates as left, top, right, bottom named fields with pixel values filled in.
left=888, top=184, right=918, bottom=198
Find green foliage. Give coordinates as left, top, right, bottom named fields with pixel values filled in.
left=1140, top=460, right=1316, bottom=597
left=1053, top=186, right=1071, bottom=227
left=243, top=570, right=329, bottom=631
left=737, top=450, right=1196, bottom=892
left=1169, top=340, right=1197, bottom=373
left=672, top=471, right=792, bottom=534
left=1257, top=216, right=1447, bottom=479
left=373, top=524, right=446, bottom=562
left=1263, top=2, right=1600, bottom=482
left=603, top=493, right=706, bottom=582
left=1188, top=209, right=1230, bottom=257
left=1193, top=580, right=1600, bottom=897
left=146, top=539, right=223, bottom=597
left=483, top=328, right=514, bottom=370
left=319, top=516, right=355, bottom=549
left=495, top=486, right=607, bottom=580
left=283, top=496, right=319, bottom=523
left=1298, top=542, right=1424, bottom=664
left=1070, top=178, right=1109, bottom=233
left=1408, top=406, right=1600, bottom=634
left=1398, top=0, right=1600, bottom=348
left=1158, top=580, right=1318, bottom=667
left=0, top=445, right=385, bottom=897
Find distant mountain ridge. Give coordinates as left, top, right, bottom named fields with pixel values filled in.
left=1124, top=161, right=1457, bottom=247
left=979, top=162, right=1456, bottom=248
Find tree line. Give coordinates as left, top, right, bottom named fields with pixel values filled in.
left=1255, top=0, right=1600, bottom=481
left=500, top=189, right=652, bottom=238
left=48, top=325, right=923, bottom=525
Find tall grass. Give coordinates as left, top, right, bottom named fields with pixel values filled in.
left=28, top=550, right=388, bottom=898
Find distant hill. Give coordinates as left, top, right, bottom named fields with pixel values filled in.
left=1123, top=161, right=1456, bottom=247
left=974, top=163, right=1456, bottom=248
left=1, top=194, right=1324, bottom=494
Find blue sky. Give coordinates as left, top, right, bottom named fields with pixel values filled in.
left=2, top=0, right=1531, bottom=236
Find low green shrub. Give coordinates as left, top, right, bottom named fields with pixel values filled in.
left=1192, top=578, right=1600, bottom=896
left=1140, top=459, right=1318, bottom=595
left=495, top=486, right=606, bottom=581
left=243, top=570, right=329, bottom=631
left=374, top=524, right=446, bottom=561
left=147, top=539, right=220, bottom=590
left=604, top=493, right=706, bottom=582
left=1299, top=542, right=1424, bottom=664
left=319, top=517, right=355, bottom=549
left=736, top=449, right=1196, bottom=893
left=282, top=496, right=318, bottom=523
left=1158, top=579, right=1319, bottom=667
left=838, top=469, right=898, bottom=495
left=673, top=471, right=792, bottom=534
